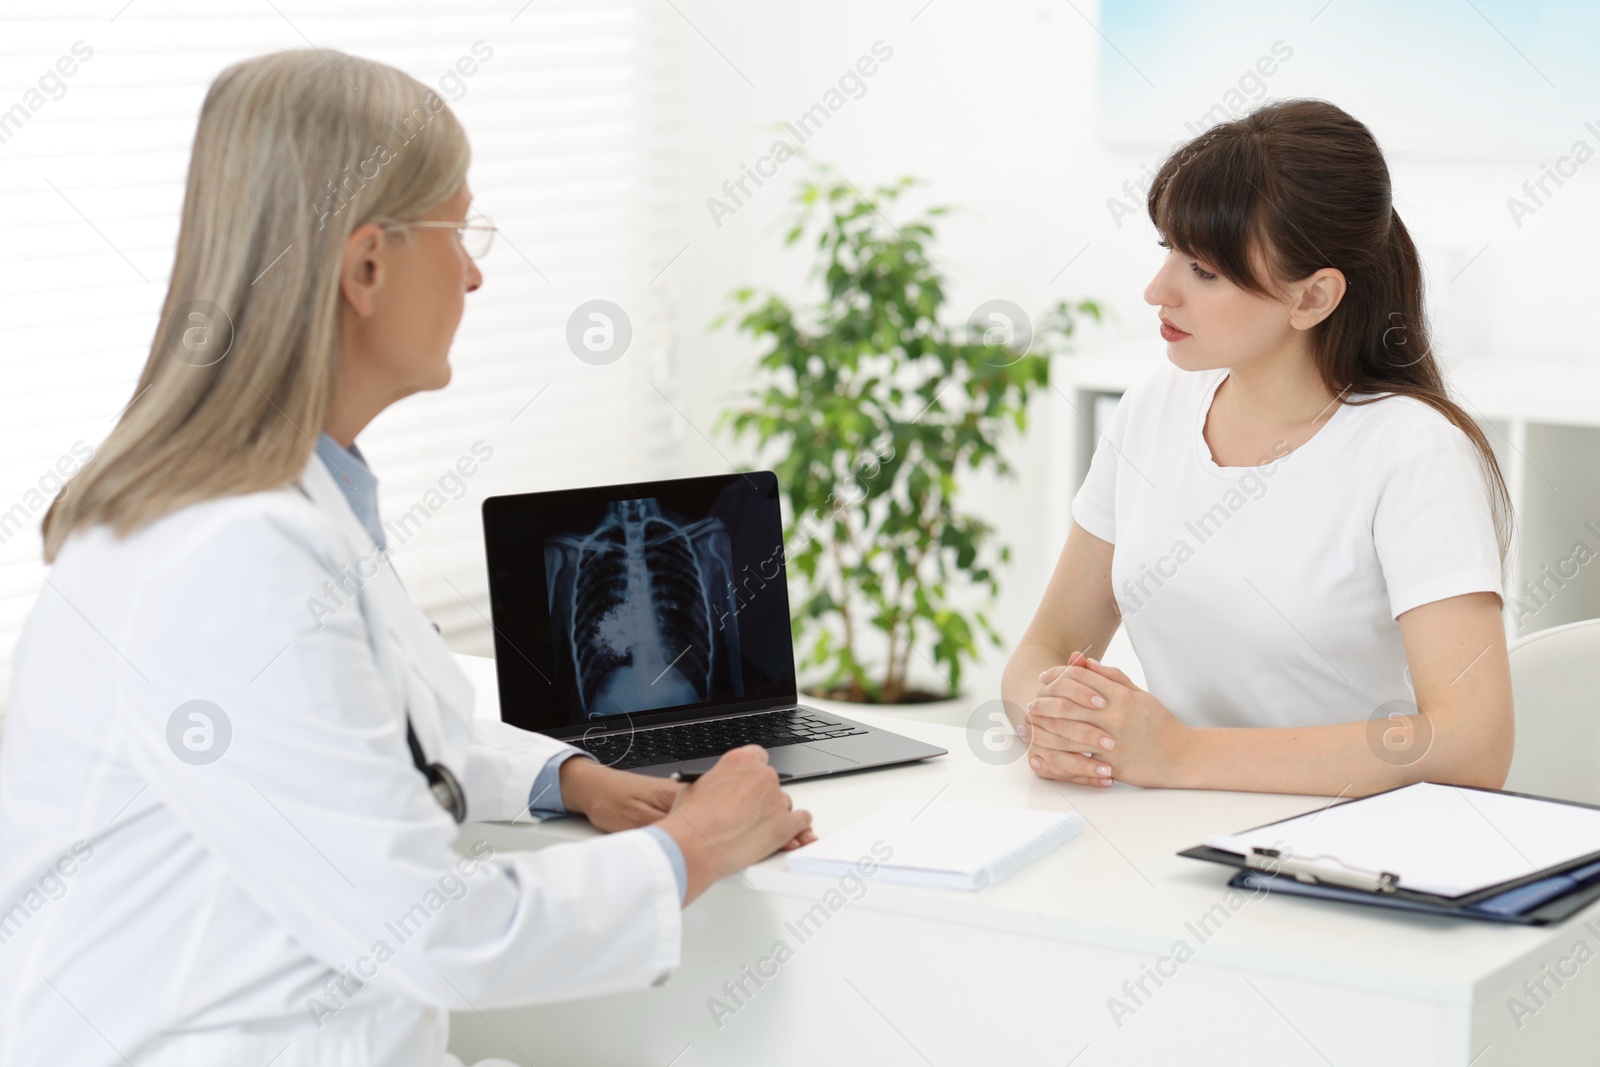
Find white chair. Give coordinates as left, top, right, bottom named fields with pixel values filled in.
left=1504, top=617, right=1600, bottom=804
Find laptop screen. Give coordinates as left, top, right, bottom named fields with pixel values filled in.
left=483, top=470, right=798, bottom=736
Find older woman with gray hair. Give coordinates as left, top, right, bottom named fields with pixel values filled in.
left=0, top=49, right=811, bottom=1065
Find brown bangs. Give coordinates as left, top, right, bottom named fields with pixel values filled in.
left=1145, top=129, right=1275, bottom=297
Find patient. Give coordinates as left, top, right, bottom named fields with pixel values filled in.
left=1003, top=99, right=1514, bottom=796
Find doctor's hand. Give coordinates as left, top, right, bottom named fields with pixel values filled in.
left=1024, top=652, right=1194, bottom=788
left=656, top=745, right=815, bottom=906
left=558, top=757, right=684, bottom=834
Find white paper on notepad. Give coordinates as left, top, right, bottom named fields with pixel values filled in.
left=1207, top=782, right=1600, bottom=898
left=786, top=798, right=1083, bottom=890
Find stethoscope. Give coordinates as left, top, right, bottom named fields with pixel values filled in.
left=406, top=699, right=468, bottom=824
left=291, top=478, right=468, bottom=823
left=386, top=610, right=470, bottom=824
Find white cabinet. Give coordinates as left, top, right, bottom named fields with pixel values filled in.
left=1049, top=341, right=1600, bottom=640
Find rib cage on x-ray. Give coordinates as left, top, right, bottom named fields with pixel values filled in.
left=545, top=498, right=744, bottom=716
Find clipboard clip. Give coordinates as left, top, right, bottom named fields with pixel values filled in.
left=1246, top=847, right=1400, bottom=894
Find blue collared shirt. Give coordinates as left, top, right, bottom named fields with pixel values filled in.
left=313, top=433, right=686, bottom=901
left=314, top=434, right=386, bottom=552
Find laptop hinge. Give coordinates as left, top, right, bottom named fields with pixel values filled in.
left=550, top=698, right=809, bottom=740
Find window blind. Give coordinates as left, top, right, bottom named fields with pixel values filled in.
left=0, top=0, right=685, bottom=723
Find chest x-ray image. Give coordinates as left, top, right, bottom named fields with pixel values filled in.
left=544, top=497, right=745, bottom=717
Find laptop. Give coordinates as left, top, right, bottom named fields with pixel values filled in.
left=481, top=470, right=947, bottom=781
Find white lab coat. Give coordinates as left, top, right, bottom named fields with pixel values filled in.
left=0, top=452, right=682, bottom=1066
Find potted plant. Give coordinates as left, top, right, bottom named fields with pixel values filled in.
left=715, top=165, right=1101, bottom=705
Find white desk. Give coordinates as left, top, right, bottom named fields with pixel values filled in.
left=446, top=654, right=1599, bottom=1066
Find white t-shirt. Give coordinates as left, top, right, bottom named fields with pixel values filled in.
left=1071, top=361, right=1504, bottom=729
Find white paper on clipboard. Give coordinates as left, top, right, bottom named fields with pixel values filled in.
left=1206, top=782, right=1600, bottom=898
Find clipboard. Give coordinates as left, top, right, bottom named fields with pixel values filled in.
left=1223, top=865, right=1600, bottom=926
left=1179, top=782, right=1600, bottom=925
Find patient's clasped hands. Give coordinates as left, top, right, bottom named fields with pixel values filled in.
left=1020, top=651, right=1193, bottom=788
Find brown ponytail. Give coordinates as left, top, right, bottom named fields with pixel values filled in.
left=1146, top=99, right=1513, bottom=565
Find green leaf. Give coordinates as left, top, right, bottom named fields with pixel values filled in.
left=709, top=160, right=1103, bottom=704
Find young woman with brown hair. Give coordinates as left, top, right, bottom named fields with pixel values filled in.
left=1004, top=99, right=1514, bottom=796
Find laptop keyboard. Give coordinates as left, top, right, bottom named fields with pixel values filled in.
left=573, top=708, right=868, bottom=770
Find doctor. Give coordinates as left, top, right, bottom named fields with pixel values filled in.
left=0, top=50, right=811, bottom=1065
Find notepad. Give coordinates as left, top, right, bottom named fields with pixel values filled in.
left=1207, top=782, right=1600, bottom=898
left=786, top=799, right=1084, bottom=892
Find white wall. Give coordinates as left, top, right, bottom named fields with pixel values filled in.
left=658, top=0, right=1600, bottom=699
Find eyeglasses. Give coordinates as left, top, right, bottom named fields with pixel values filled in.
left=398, top=215, right=497, bottom=259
